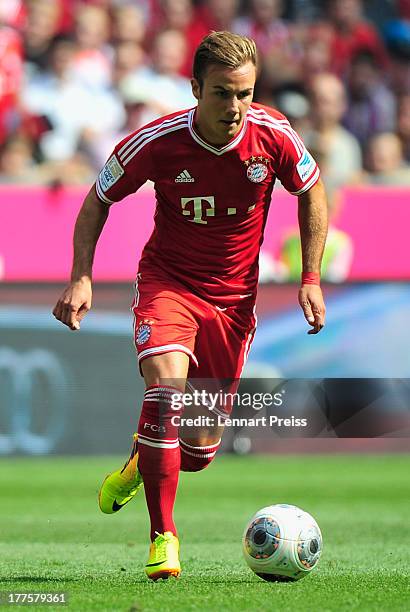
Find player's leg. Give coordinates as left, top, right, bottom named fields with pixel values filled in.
left=137, top=351, right=189, bottom=580
left=130, top=276, right=202, bottom=580
left=179, top=302, right=256, bottom=473
left=98, top=271, right=197, bottom=544
left=178, top=403, right=225, bottom=472
left=138, top=351, right=188, bottom=541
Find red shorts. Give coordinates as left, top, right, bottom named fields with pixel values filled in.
left=132, top=270, right=257, bottom=382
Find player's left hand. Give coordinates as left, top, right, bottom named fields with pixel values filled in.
left=298, top=284, right=326, bottom=334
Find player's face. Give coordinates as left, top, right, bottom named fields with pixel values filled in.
left=191, top=61, right=256, bottom=146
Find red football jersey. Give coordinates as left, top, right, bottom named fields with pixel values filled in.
left=95, top=103, right=319, bottom=306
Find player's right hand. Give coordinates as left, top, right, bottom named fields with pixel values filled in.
left=52, top=278, right=92, bottom=331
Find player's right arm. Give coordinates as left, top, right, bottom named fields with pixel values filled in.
left=52, top=118, right=158, bottom=330
left=52, top=187, right=111, bottom=330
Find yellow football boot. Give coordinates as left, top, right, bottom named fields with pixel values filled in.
left=145, top=532, right=181, bottom=581
left=98, top=434, right=143, bottom=514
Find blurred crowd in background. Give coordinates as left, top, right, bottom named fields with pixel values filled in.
left=1, top=0, right=410, bottom=192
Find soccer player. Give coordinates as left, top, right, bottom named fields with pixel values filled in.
left=52, top=31, right=327, bottom=580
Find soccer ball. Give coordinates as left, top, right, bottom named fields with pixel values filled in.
left=242, top=504, right=322, bottom=582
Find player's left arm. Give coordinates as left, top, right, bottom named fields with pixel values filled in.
left=297, top=178, right=328, bottom=334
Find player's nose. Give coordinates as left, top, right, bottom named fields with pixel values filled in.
left=226, top=96, right=240, bottom=117
left=225, top=106, right=241, bottom=121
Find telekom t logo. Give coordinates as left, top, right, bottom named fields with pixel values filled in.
left=181, top=196, right=215, bottom=224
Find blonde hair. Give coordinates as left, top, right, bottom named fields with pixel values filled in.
left=193, top=31, right=258, bottom=87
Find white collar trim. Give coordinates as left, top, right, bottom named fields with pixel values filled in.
left=188, top=108, right=248, bottom=156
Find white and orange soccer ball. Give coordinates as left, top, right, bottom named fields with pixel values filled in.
left=242, top=504, right=322, bottom=581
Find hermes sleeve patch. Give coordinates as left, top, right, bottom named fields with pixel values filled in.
left=296, top=149, right=316, bottom=182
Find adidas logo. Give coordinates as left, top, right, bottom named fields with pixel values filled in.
left=175, top=170, right=195, bottom=183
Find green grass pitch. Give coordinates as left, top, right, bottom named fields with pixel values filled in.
left=1, top=454, right=409, bottom=611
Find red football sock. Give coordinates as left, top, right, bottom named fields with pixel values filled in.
left=137, top=385, right=182, bottom=541
left=179, top=438, right=221, bottom=472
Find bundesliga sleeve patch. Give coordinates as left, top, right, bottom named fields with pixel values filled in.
left=296, top=149, right=316, bottom=182
left=98, top=155, right=124, bottom=192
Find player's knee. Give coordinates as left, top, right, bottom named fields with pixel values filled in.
left=180, top=452, right=213, bottom=472
left=179, top=438, right=221, bottom=472
left=141, top=352, right=189, bottom=390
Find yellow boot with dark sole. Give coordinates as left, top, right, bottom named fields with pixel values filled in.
left=98, top=434, right=143, bottom=514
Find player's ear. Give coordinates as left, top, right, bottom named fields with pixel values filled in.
left=191, top=78, right=200, bottom=100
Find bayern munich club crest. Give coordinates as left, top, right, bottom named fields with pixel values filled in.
left=136, top=322, right=152, bottom=345
left=244, top=156, right=270, bottom=183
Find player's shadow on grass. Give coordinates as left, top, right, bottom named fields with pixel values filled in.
left=1, top=576, right=79, bottom=583
left=2, top=576, right=258, bottom=585
left=1, top=576, right=154, bottom=586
